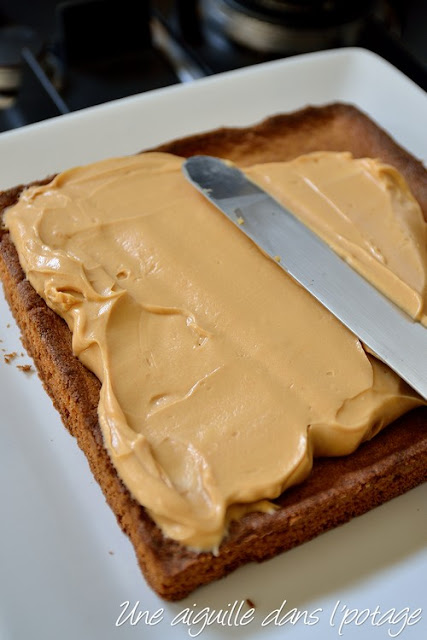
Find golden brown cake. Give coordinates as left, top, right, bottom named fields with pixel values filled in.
left=0, top=103, right=426, bottom=600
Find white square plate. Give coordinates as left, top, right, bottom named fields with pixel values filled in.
left=0, top=47, right=426, bottom=640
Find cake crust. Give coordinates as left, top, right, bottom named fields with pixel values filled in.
left=0, top=103, right=426, bottom=600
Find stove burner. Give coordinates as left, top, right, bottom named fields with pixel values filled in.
left=0, top=0, right=425, bottom=132
left=201, top=0, right=374, bottom=53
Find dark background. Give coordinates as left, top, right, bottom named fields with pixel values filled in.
left=0, top=0, right=426, bottom=132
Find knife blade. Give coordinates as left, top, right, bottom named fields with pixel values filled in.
left=182, top=155, right=427, bottom=400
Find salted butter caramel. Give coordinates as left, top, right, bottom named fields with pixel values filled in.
left=5, top=151, right=425, bottom=550
left=247, top=152, right=427, bottom=325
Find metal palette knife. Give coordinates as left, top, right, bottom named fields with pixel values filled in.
left=183, top=155, right=427, bottom=400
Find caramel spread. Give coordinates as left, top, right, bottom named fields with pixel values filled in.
left=247, top=153, right=427, bottom=325
left=5, top=151, right=425, bottom=550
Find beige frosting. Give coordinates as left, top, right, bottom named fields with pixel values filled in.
left=247, top=153, right=427, bottom=325
left=5, top=151, right=425, bottom=550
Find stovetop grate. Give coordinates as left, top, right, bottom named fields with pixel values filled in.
left=0, top=0, right=425, bottom=133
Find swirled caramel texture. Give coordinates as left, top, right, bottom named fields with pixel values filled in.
left=247, top=152, right=427, bottom=325
left=5, top=151, right=425, bottom=550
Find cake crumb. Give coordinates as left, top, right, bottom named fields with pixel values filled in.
left=246, top=598, right=256, bottom=609
left=17, top=364, right=33, bottom=373
left=4, top=351, right=17, bottom=364
left=237, top=216, right=245, bottom=225
left=108, top=550, right=114, bottom=555
left=274, top=255, right=281, bottom=263
left=6, top=323, right=10, bottom=328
